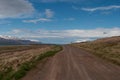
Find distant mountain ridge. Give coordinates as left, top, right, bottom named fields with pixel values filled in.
left=0, top=36, right=40, bottom=45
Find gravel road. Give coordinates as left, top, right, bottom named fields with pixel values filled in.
left=22, top=45, right=120, bottom=80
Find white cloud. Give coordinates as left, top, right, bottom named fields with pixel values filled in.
left=12, top=29, right=22, bottom=34
left=0, top=0, right=35, bottom=18
left=23, top=9, right=54, bottom=24
left=23, top=18, right=52, bottom=24
left=45, top=9, right=54, bottom=18
left=29, top=39, right=39, bottom=42
left=82, top=5, right=120, bottom=12
left=74, top=38, right=93, bottom=43
left=66, top=28, right=120, bottom=37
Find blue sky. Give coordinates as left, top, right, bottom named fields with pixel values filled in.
left=0, top=0, right=120, bottom=44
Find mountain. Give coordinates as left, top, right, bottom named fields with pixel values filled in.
left=0, top=36, right=40, bottom=45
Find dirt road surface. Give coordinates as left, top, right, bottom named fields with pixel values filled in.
left=22, top=45, right=120, bottom=80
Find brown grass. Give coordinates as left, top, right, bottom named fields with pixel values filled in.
left=0, top=45, right=62, bottom=80
left=0, top=45, right=53, bottom=72
left=0, top=45, right=50, bottom=54
left=72, top=36, right=120, bottom=65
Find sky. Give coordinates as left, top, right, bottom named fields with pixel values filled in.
left=0, top=0, right=120, bottom=44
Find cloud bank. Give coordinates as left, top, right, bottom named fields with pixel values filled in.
left=7, top=27, right=120, bottom=44
left=0, top=0, right=35, bottom=18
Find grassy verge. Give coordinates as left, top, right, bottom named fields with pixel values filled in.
left=0, top=45, right=62, bottom=80
left=72, top=42, right=120, bottom=66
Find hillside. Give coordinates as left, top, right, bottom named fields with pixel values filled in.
left=72, top=36, right=120, bottom=65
